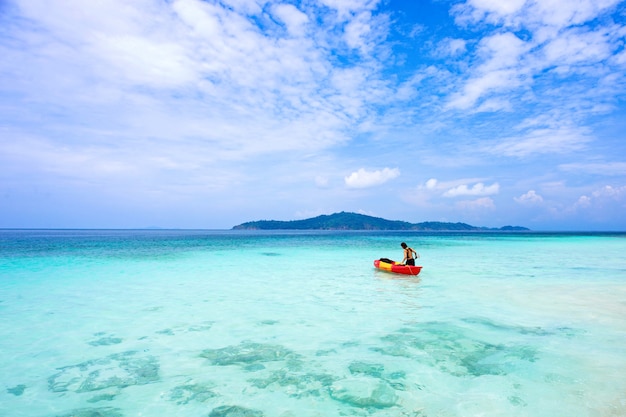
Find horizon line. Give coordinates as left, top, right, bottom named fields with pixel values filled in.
left=2, top=228, right=626, bottom=233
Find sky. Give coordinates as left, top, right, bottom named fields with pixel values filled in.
left=1, top=0, right=626, bottom=230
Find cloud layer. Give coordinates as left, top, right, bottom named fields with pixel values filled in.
left=345, top=168, right=400, bottom=188
left=1, top=0, right=625, bottom=229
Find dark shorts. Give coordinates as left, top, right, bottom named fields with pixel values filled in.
left=406, top=259, right=415, bottom=266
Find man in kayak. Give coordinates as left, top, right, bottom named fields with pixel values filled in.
left=401, top=242, right=419, bottom=265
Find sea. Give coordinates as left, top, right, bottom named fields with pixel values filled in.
left=1, top=229, right=625, bottom=417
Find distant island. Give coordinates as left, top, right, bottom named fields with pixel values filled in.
left=232, top=212, right=529, bottom=231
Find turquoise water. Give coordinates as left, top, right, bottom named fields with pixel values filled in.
left=1, top=230, right=625, bottom=417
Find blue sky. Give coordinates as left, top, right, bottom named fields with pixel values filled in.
left=1, top=0, right=625, bottom=230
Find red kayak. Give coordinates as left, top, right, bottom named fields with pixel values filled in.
left=374, top=258, right=422, bottom=276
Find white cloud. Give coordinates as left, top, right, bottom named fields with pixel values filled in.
left=345, top=167, right=400, bottom=188
left=344, top=11, right=373, bottom=51
left=592, top=185, right=626, bottom=199
left=318, top=0, right=381, bottom=21
left=0, top=0, right=396, bottom=166
left=556, top=185, right=626, bottom=222
left=479, top=32, right=529, bottom=71
left=453, top=0, right=526, bottom=26
left=447, top=0, right=624, bottom=116
left=425, top=178, right=438, bottom=189
left=541, top=26, right=615, bottom=68
left=487, top=126, right=591, bottom=157
left=559, top=162, right=626, bottom=176
left=436, top=38, right=467, bottom=57
left=515, top=190, right=544, bottom=205
left=443, top=182, right=500, bottom=197
left=548, top=184, right=626, bottom=219
left=94, top=34, right=197, bottom=88
left=454, top=0, right=621, bottom=33
left=614, top=48, right=626, bottom=65
left=575, top=195, right=592, bottom=209
left=474, top=98, right=513, bottom=112
left=457, top=197, right=496, bottom=210
left=529, top=0, right=621, bottom=33
left=446, top=32, right=530, bottom=110
left=272, top=4, right=309, bottom=37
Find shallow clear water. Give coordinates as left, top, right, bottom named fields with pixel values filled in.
left=1, top=230, right=625, bottom=417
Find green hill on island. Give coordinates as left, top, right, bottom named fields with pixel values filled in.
left=232, top=212, right=528, bottom=231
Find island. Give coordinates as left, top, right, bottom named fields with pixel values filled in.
left=232, top=212, right=529, bottom=231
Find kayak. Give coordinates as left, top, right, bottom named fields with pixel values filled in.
left=374, top=259, right=422, bottom=276
left=374, top=258, right=422, bottom=276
